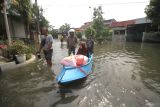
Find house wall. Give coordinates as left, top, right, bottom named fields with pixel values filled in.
left=8, top=18, right=26, bottom=38
left=12, top=20, right=26, bottom=38
left=112, top=27, right=126, bottom=41
left=126, top=24, right=151, bottom=42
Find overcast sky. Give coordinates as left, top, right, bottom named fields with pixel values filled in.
left=33, top=0, right=150, bottom=29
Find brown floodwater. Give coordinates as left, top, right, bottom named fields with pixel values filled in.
left=0, top=39, right=160, bottom=107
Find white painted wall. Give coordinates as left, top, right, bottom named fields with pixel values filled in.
left=112, top=27, right=126, bottom=41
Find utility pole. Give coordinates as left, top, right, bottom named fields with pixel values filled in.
left=35, top=0, right=40, bottom=33
left=35, top=0, right=40, bottom=51
left=3, top=0, right=11, bottom=46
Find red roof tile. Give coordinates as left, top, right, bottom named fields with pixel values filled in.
left=110, top=20, right=135, bottom=27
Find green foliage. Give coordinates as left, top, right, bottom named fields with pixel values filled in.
left=39, top=16, right=49, bottom=28
left=25, top=45, right=34, bottom=60
left=93, top=6, right=103, bottom=20
left=32, top=3, right=39, bottom=18
left=9, top=40, right=33, bottom=55
left=59, top=23, right=70, bottom=35
left=84, top=27, right=94, bottom=38
left=9, top=0, right=32, bottom=23
left=91, top=6, right=110, bottom=43
left=76, top=32, right=82, bottom=39
left=0, top=40, right=7, bottom=45
left=2, top=0, right=50, bottom=35
left=145, top=0, right=160, bottom=27
left=102, top=28, right=112, bottom=37
left=50, top=29, right=58, bottom=38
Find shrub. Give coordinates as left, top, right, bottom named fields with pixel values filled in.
left=8, top=40, right=34, bottom=59
left=84, top=27, right=95, bottom=38
left=76, top=32, right=82, bottom=39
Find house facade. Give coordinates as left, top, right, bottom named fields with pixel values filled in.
left=110, top=20, right=135, bottom=41
left=80, top=19, right=116, bottom=31
left=110, top=17, right=152, bottom=42
left=8, top=17, right=26, bottom=39
left=0, top=15, right=26, bottom=40
left=126, top=18, right=151, bottom=42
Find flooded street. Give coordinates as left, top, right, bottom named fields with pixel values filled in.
left=0, top=39, right=160, bottom=107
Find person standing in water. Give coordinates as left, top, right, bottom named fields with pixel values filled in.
left=86, top=36, right=94, bottom=57
left=38, top=27, right=54, bottom=76
left=60, top=35, right=64, bottom=45
left=67, top=29, right=78, bottom=56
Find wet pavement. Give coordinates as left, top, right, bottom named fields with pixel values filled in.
left=0, top=39, right=160, bottom=107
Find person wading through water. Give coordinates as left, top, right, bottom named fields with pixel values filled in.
left=86, top=36, right=94, bottom=57
left=67, top=29, right=78, bottom=56
left=37, top=27, right=55, bottom=79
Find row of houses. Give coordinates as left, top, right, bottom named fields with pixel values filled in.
left=1, top=16, right=157, bottom=42
left=77, top=17, right=157, bottom=42
left=0, top=16, right=26, bottom=40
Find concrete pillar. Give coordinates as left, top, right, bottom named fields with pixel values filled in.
left=112, top=30, right=115, bottom=41
left=124, top=29, right=127, bottom=41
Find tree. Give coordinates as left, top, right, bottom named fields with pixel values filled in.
left=92, top=6, right=109, bottom=43
left=39, top=16, right=49, bottom=28
left=50, top=29, right=58, bottom=38
left=59, top=23, right=70, bottom=36
left=30, top=4, right=49, bottom=31
left=145, top=0, right=160, bottom=31
left=48, top=25, right=58, bottom=38
left=84, top=27, right=94, bottom=38
left=76, top=32, right=82, bottom=39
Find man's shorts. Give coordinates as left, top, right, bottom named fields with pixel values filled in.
left=43, top=49, right=53, bottom=61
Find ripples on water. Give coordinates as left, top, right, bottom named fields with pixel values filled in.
left=0, top=40, right=160, bottom=107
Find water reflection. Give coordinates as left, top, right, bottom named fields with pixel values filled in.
left=51, top=94, right=78, bottom=107
left=138, top=43, right=160, bottom=94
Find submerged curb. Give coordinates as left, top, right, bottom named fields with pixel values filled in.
left=0, top=55, right=36, bottom=72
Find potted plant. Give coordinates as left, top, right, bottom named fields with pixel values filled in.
left=9, top=40, right=30, bottom=63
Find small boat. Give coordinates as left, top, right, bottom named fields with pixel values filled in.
left=56, top=54, right=93, bottom=84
